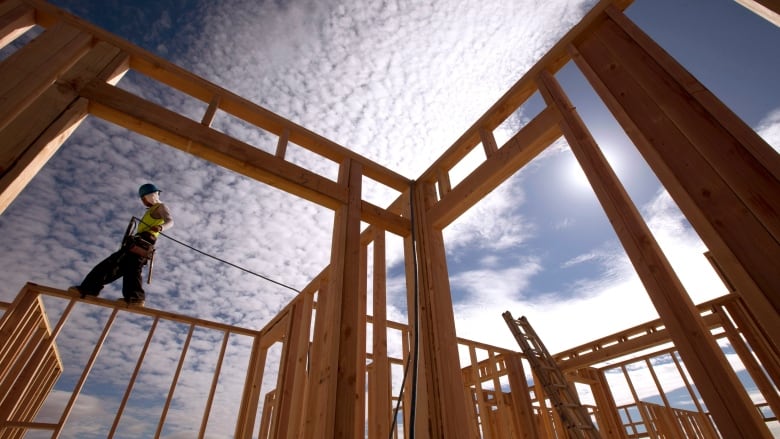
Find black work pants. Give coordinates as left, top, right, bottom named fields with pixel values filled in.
left=79, top=248, right=147, bottom=300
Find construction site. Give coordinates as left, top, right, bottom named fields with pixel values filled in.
left=1, top=0, right=779, bottom=437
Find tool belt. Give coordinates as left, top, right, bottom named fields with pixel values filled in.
left=126, top=231, right=156, bottom=259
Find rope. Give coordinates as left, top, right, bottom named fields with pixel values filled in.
left=132, top=216, right=301, bottom=294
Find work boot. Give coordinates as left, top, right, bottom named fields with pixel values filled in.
left=118, top=297, right=145, bottom=308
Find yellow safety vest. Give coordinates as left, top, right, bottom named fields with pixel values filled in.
left=137, top=203, right=165, bottom=238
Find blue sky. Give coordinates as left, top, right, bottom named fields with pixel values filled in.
left=1, top=0, right=778, bottom=437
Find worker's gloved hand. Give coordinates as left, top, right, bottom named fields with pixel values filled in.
left=151, top=225, right=163, bottom=233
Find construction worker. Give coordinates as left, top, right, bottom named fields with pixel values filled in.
left=69, top=183, right=174, bottom=307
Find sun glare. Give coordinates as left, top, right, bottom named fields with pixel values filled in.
left=561, top=142, right=626, bottom=198
left=566, top=157, right=591, bottom=192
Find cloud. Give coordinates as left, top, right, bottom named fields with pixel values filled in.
left=444, top=175, right=536, bottom=252
left=449, top=188, right=729, bottom=355
left=174, top=0, right=600, bottom=179
left=756, top=107, right=780, bottom=152
left=450, top=256, right=543, bottom=303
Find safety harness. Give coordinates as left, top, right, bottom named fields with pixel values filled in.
left=122, top=216, right=157, bottom=284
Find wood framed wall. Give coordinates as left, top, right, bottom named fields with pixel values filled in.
left=2, top=284, right=776, bottom=437
left=0, top=0, right=778, bottom=437
left=0, top=286, right=62, bottom=439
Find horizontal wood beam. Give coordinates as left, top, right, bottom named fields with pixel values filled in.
left=26, top=283, right=259, bottom=337
left=82, top=79, right=411, bottom=231
left=557, top=313, right=722, bottom=371
left=82, top=80, right=348, bottom=210
left=216, top=95, right=411, bottom=192
left=24, top=0, right=411, bottom=194
left=360, top=200, right=410, bottom=236
left=553, top=295, right=734, bottom=370
left=428, top=107, right=562, bottom=228
left=132, top=54, right=410, bottom=192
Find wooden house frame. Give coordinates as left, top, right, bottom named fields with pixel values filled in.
left=0, top=0, right=778, bottom=437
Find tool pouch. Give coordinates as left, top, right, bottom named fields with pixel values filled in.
left=126, top=232, right=156, bottom=260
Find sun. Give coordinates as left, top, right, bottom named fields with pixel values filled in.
left=558, top=141, right=627, bottom=200
left=565, top=156, right=592, bottom=192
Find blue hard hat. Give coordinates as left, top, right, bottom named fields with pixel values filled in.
left=138, top=183, right=161, bottom=198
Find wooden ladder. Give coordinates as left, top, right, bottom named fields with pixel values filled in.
left=502, top=311, right=602, bottom=439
